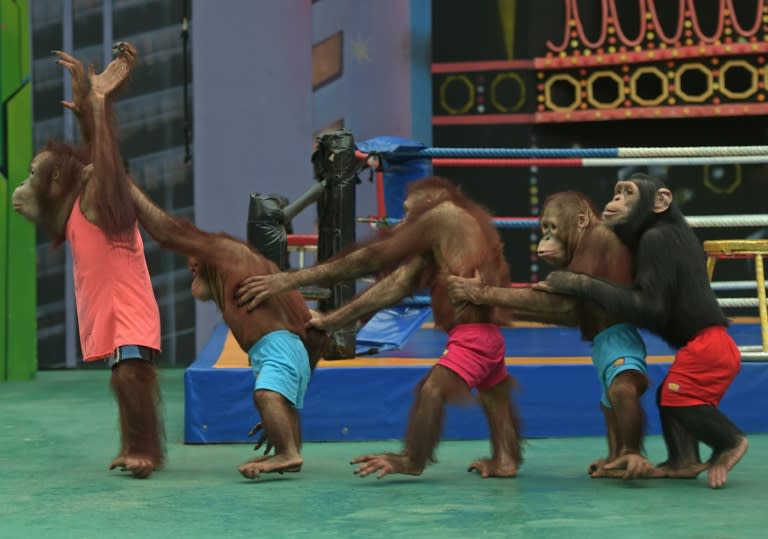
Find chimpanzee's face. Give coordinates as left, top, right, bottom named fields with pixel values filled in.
left=602, top=180, right=639, bottom=225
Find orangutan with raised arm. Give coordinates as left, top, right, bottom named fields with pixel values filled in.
left=12, top=43, right=164, bottom=478
left=49, top=44, right=329, bottom=480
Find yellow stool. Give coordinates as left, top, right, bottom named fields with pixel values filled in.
left=704, top=239, right=768, bottom=355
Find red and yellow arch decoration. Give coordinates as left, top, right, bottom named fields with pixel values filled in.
left=536, top=0, right=768, bottom=122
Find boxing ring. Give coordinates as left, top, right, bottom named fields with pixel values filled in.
left=184, top=139, right=768, bottom=444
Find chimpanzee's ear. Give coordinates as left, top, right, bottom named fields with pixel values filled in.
left=52, top=167, right=61, bottom=182
left=653, top=188, right=672, bottom=214
left=577, top=213, right=589, bottom=229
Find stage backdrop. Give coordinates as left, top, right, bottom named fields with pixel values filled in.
left=432, top=0, right=768, bottom=291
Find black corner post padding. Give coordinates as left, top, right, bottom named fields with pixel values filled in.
left=247, top=194, right=289, bottom=270
left=313, top=128, right=359, bottom=358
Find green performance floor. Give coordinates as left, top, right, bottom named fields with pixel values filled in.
left=1, top=369, right=766, bottom=539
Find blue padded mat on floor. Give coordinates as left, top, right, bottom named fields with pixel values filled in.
left=185, top=321, right=768, bottom=443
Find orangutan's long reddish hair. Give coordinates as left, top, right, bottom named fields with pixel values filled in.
left=405, top=176, right=510, bottom=287
left=38, top=118, right=136, bottom=244
left=36, top=141, right=89, bottom=246
left=545, top=191, right=633, bottom=288
left=399, top=177, right=512, bottom=328
left=542, top=191, right=634, bottom=340
left=85, top=97, right=137, bottom=238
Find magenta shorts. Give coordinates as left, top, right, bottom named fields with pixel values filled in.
left=437, top=323, right=508, bottom=391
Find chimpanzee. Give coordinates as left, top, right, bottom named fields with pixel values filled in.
left=537, top=173, right=747, bottom=489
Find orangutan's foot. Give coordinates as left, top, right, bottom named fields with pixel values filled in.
left=467, top=457, right=518, bottom=478
left=588, top=458, right=609, bottom=476
left=601, top=453, right=655, bottom=479
left=238, top=454, right=304, bottom=479
left=242, top=454, right=302, bottom=472
left=110, top=454, right=157, bottom=479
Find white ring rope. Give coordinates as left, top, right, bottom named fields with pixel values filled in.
left=686, top=215, right=768, bottom=227
left=582, top=155, right=768, bottom=167
left=616, top=146, right=768, bottom=158
left=739, top=351, right=768, bottom=359
left=712, top=281, right=768, bottom=291
left=718, top=298, right=761, bottom=308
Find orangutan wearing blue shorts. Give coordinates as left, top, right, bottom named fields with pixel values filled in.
left=249, top=329, right=311, bottom=409
left=592, top=322, right=648, bottom=408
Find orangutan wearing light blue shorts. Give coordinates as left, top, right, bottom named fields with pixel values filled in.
left=249, top=330, right=311, bottom=409
left=592, top=323, right=647, bottom=408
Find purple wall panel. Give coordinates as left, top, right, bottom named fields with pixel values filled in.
left=191, top=0, right=422, bottom=349
left=191, top=0, right=313, bottom=348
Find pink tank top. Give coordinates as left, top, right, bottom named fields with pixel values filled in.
left=66, top=198, right=161, bottom=361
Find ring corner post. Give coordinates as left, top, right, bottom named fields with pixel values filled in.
left=313, top=128, right=358, bottom=358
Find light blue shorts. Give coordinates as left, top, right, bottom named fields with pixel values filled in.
left=592, top=323, right=647, bottom=408
left=249, top=330, right=310, bottom=409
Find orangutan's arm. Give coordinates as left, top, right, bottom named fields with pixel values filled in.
left=129, top=180, right=213, bottom=260
left=447, top=273, right=579, bottom=327
left=55, top=43, right=140, bottom=236
left=315, top=257, right=427, bottom=332
left=508, top=301, right=580, bottom=327
left=236, top=208, right=441, bottom=310
left=481, top=286, right=577, bottom=315
left=55, top=42, right=137, bottom=145
left=298, top=220, right=435, bottom=288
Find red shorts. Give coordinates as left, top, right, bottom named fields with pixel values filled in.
left=660, top=326, right=741, bottom=407
left=437, top=323, right=508, bottom=391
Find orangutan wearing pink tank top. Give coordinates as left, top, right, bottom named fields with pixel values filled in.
left=66, top=196, right=160, bottom=361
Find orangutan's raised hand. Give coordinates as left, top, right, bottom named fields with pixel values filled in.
left=54, top=42, right=137, bottom=107
left=54, top=42, right=137, bottom=145
left=90, top=42, right=138, bottom=98
left=54, top=49, right=89, bottom=116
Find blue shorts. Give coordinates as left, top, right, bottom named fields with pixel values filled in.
left=108, top=345, right=155, bottom=367
left=249, top=330, right=311, bottom=409
left=592, top=323, right=647, bottom=408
